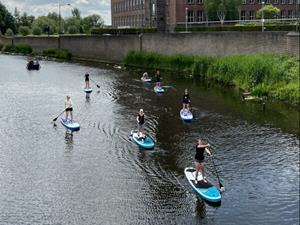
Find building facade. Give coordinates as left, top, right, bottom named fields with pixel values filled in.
left=111, top=0, right=299, bottom=31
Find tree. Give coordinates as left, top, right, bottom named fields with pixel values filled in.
left=256, top=5, right=280, bottom=19
left=82, top=14, right=104, bottom=33
left=204, top=0, right=242, bottom=21
left=71, top=8, right=81, bottom=19
left=20, top=12, right=35, bottom=27
left=18, top=26, right=30, bottom=36
left=32, top=16, right=57, bottom=34
left=4, top=28, right=14, bottom=36
left=67, top=25, right=79, bottom=34
left=0, top=2, right=16, bottom=34
left=32, top=26, right=42, bottom=35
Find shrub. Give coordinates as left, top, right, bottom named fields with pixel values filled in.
left=0, top=43, right=3, bottom=51
left=2, top=43, right=32, bottom=54
left=18, top=26, right=31, bottom=36
left=256, top=4, right=280, bottom=19
left=67, top=25, right=79, bottom=34
left=42, top=48, right=71, bottom=60
left=91, top=27, right=157, bottom=35
left=32, top=27, right=42, bottom=35
left=5, top=28, right=14, bottom=36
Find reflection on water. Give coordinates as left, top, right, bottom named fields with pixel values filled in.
left=0, top=55, right=298, bottom=225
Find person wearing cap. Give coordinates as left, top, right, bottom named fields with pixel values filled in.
left=136, top=109, right=145, bottom=139
left=85, top=72, right=90, bottom=88
left=182, top=89, right=191, bottom=111
left=65, top=95, right=73, bottom=121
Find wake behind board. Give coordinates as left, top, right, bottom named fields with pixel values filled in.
left=154, top=86, right=165, bottom=94
left=180, top=109, right=193, bottom=122
left=141, top=77, right=152, bottom=83
left=83, top=87, right=93, bottom=93
left=184, top=167, right=221, bottom=203
left=60, top=118, right=80, bottom=131
left=131, top=130, right=155, bottom=149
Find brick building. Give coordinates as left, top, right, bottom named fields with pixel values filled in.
left=111, top=0, right=299, bottom=31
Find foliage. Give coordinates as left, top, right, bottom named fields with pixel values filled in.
left=82, top=14, right=104, bottom=33
left=175, top=24, right=297, bottom=32
left=0, top=2, right=16, bottom=34
left=42, top=48, right=72, bottom=60
left=91, top=27, right=157, bottom=35
left=4, top=28, right=14, bottom=36
left=32, top=16, right=57, bottom=35
left=18, top=26, right=31, bottom=36
left=67, top=25, right=79, bottom=34
left=124, top=51, right=300, bottom=104
left=32, top=26, right=42, bottom=35
left=0, top=43, right=3, bottom=51
left=204, top=0, right=242, bottom=21
left=256, top=5, right=280, bottom=19
left=3, top=43, right=33, bottom=54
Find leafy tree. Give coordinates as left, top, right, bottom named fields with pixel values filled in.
left=204, top=0, right=242, bottom=21
left=82, top=14, right=104, bottom=33
left=64, top=17, right=81, bottom=33
left=4, top=28, right=14, bottom=36
left=68, top=25, right=79, bottom=34
left=32, top=26, right=42, bottom=35
left=18, top=25, right=30, bottom=36
left=32, top=16, right=57, bottom=34
left=20, top=12, right=35, bottom=27
left=0, top=2, right=16, bottom=34
left=71, top=8, right=81, bottom=19
left=256, top=5, right=280, bottom=19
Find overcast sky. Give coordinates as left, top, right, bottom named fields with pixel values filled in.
left=1, top=0, right=112, bottom=25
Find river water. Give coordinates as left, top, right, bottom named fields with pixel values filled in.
left=0, top=54, right=299, bottom=225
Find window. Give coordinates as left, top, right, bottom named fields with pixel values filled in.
left=288, top=10, right=294, bottom=17
left=273, top=0, right=278, bottom=4
left=249, top=0, right=254, bottom=4
left=241, top=10, right=246, bottom=20
left=249, top=11, right=255, bottom=19
left=288, top=0, right=293, bottom=3
left=197, top=10, right=204, bottom=22
left=188, top=10, right=194, bottom=22
left=265, top=0, right=270, bottom=3
left=280, top=10, right=285, bottom=18
left=188, top=0, right=194, bottom=4
left=281, top=0, right=285, bottom=4
left=197, top=0, right=203, bottom=3
left=257, top=0, right=261, bottom=3
left=242, top=0, right=247, bottom=4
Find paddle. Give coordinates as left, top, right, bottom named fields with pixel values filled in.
left=207, top=147, right=225, bottom=192
left=90, top=78, right=100, bottom=88
left=52, top=108, right=68, bottom=122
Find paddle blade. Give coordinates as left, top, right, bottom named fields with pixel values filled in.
left=53, top=117, right=58, bottom=122
left=96, top=85, right=100, bottom=88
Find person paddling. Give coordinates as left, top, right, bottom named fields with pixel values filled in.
left=85, top=72, right=90, bottom=88
left=195, top=138, right=211, bottom=183
left=65, top=95, right=73, bottom=121
left=142, top=72, right=149, bottom=80
left=136, top=109, right=145, bottom=139
left=183, top=89, right=191, bottom=110
left=155, top=69, right=161, bottom=87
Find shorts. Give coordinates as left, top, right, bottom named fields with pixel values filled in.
left=183, top=100, right=189, bottom=104
left=66, top=107, right=73, bottom=112
left=85, top=78, right=89, bottom=82
left=137, top=123, right=144, bottom=130
left=195, top=159, right=204, bottom=164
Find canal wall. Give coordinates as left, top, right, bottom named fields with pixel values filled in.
left=0, top=32, right=298, bottom=62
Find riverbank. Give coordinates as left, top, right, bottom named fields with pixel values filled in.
left=124, top=51, right=300, bottom=105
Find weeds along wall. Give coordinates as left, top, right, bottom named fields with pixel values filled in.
left=0, top=32, right=299, bottom=61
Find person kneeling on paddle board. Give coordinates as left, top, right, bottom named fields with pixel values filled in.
left=136, top=109, right=145, bottom=140
left=155, top=69, right=161, bottom=87
left=195, top=138, right=211, bottom=183
left=85, top=72, right=90, bottom=88
left=65, top=95, right=73, bottom=121
left=142, top=72, right=149, bottom=80
left=183, top=89, right=191, bottom=111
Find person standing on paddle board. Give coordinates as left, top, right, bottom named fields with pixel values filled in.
left=183, top=89, right=191, bottom=110
left=65, top=95, right=73, bottom=121
left=136, top=109, right=145, bottom=139
left=85, top=72, right=90, bottom=88
left=155, top=69, right=161, bottom=87
left=195, top=138, right=211, bottom=183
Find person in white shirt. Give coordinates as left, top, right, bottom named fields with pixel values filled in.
left=65, top=95, right=73, bottom=120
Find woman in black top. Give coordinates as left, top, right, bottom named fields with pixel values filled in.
left=136, top=109, right=145, bottom=139
left=155, top=70, right=161, bottom=87
left=85, top=72, right=90, bottom=88
left=183, top=89, right=191, bottom=110
left=195, top=138, right=211, bottom=183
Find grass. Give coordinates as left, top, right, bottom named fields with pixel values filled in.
left=2, top=43, right=33, bottom=54
left=124, top=51, right=299, bottom=105
left=42, top=48, right=71, bottom=60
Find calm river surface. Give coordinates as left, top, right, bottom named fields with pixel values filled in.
left=0, top=54, right=299, bottom=225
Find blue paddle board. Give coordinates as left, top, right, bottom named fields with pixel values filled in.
left=180, top=109, right=193, bottom=122
left=131, top=130, right=155, bottom=149
left=141, top=77, right=152, bottom=83
left=154, top=86, right=165, bottom=93
left=60, top=118, right=80, bottom=131
left=184, top=167, right=221, bottom=203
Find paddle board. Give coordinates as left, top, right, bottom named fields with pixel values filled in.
left=141, top=77, right=152, bottom=83
left=154, top=86, right=165, bottom=93
left=60, top=118, right=80, bottom=131
left=83, top=87, right=93, bottom=93
left=131, top=130, right=155, bottom=149
left=180, top=109, right=193, bottom=122
left=184, top=167, right=221, bottom=203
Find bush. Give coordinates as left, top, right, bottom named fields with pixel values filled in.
left=32, top=27, right=42, bottom=35
left=256, top=5, right=280, bottom=19
left=0, top=43, right=3, bottom=51
left=18, top=26, right=31, bottom=36
left=124, top=51, right=300, bottom=104
left=91, top=27, right=157, bottom=35
left=3, top=43, right=32, bottom=54
left=67, top=25, right=79, bottom=34
left=5, top=28, right=14, bottom=36
left=42, top=48, right=71, bottom=60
